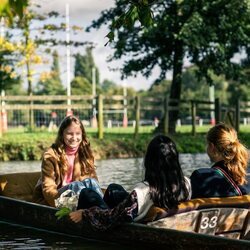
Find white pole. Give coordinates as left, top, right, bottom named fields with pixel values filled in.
left=123, top=82, right=128, bottom=127
left=0, top=17, right=5, bottom=38
left=123, top=83, right=127, bottom=111
left=66, top=3, right=71, bottom=112
left=209, top=85, right=215, bottom=124
left=0, top=18, right=5, bottom=136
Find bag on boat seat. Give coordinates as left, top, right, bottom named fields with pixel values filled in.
left=0, top=172, right=40, bottom=201
left=143, top=195, right=250, bottom=222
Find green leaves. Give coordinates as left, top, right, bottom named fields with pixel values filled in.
left=105, top=31, right=115, bottom=46
left=0, top=0, right=28, bottom=24
left=137, top=5, right=153, bottom=27
left=105, top=1, right=154, bottom=45
left=55, top=207, right=71, bottom=220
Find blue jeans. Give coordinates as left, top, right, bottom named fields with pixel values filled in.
left=58, top=178, right=103, bottom=198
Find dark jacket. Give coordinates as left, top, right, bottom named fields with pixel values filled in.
left=190, top=161, right=250, bottom=199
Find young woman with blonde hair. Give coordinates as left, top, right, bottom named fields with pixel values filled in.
left=33, top=115, right=102, bottom=207
left=191, top=123, right=249, bottom=198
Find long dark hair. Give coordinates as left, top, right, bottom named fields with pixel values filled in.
left=53, top=115, right=94, bottom=175
left=144, top=135, right=189, bottom=209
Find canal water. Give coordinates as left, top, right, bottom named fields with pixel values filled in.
left=0, top=154, right=211, bottom=191
left=0, top=154, right=211, bottom=249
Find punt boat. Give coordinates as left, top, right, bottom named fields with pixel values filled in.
left=1, top=171, right=250, bottom=249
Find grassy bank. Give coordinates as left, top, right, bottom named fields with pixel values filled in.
left=0, top=125, right=249, bottom=161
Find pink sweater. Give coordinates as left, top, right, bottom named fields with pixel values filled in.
left=62, top=145, right=79, bottom=186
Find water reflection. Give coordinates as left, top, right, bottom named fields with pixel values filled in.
left=0, top=221, right=144, bottom=250
left=97, top=154, right=211, bottom=191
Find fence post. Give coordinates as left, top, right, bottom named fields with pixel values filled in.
left=98, top=94, right=103, bottom=139
left=134, top=96, right=140, bottom=138
left=235, top=99, right=240, bottom=132
left=215, top=98, right=221, bottom=124
left=191, top=100, right=196, bottom=136
left=163, top=97, right=169, bottom=135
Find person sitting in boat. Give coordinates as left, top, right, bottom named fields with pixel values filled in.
left=190, top=123, right=249, bottom=199
left=33, top=115, right=102, bottom=207
left=69, top=135, right=191, bottom=230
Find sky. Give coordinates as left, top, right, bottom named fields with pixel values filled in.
left=38, top=0, right=161, bottom=91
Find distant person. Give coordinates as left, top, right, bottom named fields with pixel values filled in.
left=154, top=117, right=159, bottom=127
left=191, top=123, right=249, bottom=198
left=69, top=135, right=191, bottom=229
left=33, top=115, right=102, bottom=207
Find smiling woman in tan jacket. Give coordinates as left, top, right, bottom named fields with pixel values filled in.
left=33, top=115, right=101, bottom=207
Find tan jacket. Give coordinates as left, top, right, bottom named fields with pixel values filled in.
left=33, top=147, right=98, bottom=207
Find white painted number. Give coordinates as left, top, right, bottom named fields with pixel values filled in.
left=200, top=216, right=218, bottom=229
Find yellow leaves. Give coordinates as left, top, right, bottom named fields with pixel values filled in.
left=72, top=25, right=83, bottom=31
left=15, top=39, right=43, bottom=65
left=10, top=71, right=17, bottom=79
left=39, top=71, right=59, bottom=82
left=0, top=0, right=28, bottom=24
left=16, top=59, right=26, bottom=67
left=32, top=55, right=42, bottom=64
left=0, top=38, right=42, bottom=66
left=39, top=71, right=53, bottom=82
left=0, top=65, right=11, bottom=73
left=0, top=0, right=9, bottom=18
left=0, top=37, right=16, bottom=51
left=0, top=65, right=17, bottom=78
left=24, top=39, right=36, bottom=55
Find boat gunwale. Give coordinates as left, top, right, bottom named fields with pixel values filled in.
left=1, top=195, right=250, bottom=249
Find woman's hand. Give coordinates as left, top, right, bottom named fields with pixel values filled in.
left=69, top=209, right=83, bottom=223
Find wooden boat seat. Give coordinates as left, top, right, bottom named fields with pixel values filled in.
left=145, top=195, right=250, bottom=240
left=0, top=171, right=40, bottom=201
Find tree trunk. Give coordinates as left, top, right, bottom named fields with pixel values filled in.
left=24, top=18, right=34, bottom=130
left=24, top=22, right=32, bottom=96
left=154, top=40, right=184, bottom=135
left=168, top=39, right=184, bottom=134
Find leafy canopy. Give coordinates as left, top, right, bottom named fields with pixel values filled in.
left=89, top=0, right=250, bottom=83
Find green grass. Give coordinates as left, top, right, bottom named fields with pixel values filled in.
left=0, top=125, right=249, bottom=161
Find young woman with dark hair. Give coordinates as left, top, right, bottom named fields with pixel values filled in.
left=69, top=135, right=191, bottom=229
left=143, top=135, right=190, bottom=209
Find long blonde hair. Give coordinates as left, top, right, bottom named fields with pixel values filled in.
left=53, top=115, right=94, bottom=175
left=207, top=123, right=249, bottom=185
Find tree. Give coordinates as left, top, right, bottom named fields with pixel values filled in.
left=0, top=0, right=28, bottom=23
left=181, top=66, right=229, bottom=103
left=101, top=79, right=117, bottom=93
left=0, top=34, right=21, bottom=94
left=5, top=2, right=85, bottom=96
left=71, top=76, right=92, bottom=95
left=74, top=47, right=100, bottom=85
left=35, top=50, right=64, bottom=95
left=88, top=0, right=250, bottom=133
left=227, top=54, right=250, bottom=104
left=51, top=50, right=61, bottom=83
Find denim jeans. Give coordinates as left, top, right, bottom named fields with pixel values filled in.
left=58, top=178, right=103, bottom=198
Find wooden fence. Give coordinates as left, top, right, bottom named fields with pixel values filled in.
left=0, top=94, right=249, bottom=138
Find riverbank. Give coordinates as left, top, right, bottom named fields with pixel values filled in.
left=0, top=125, right=249, bottom=161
